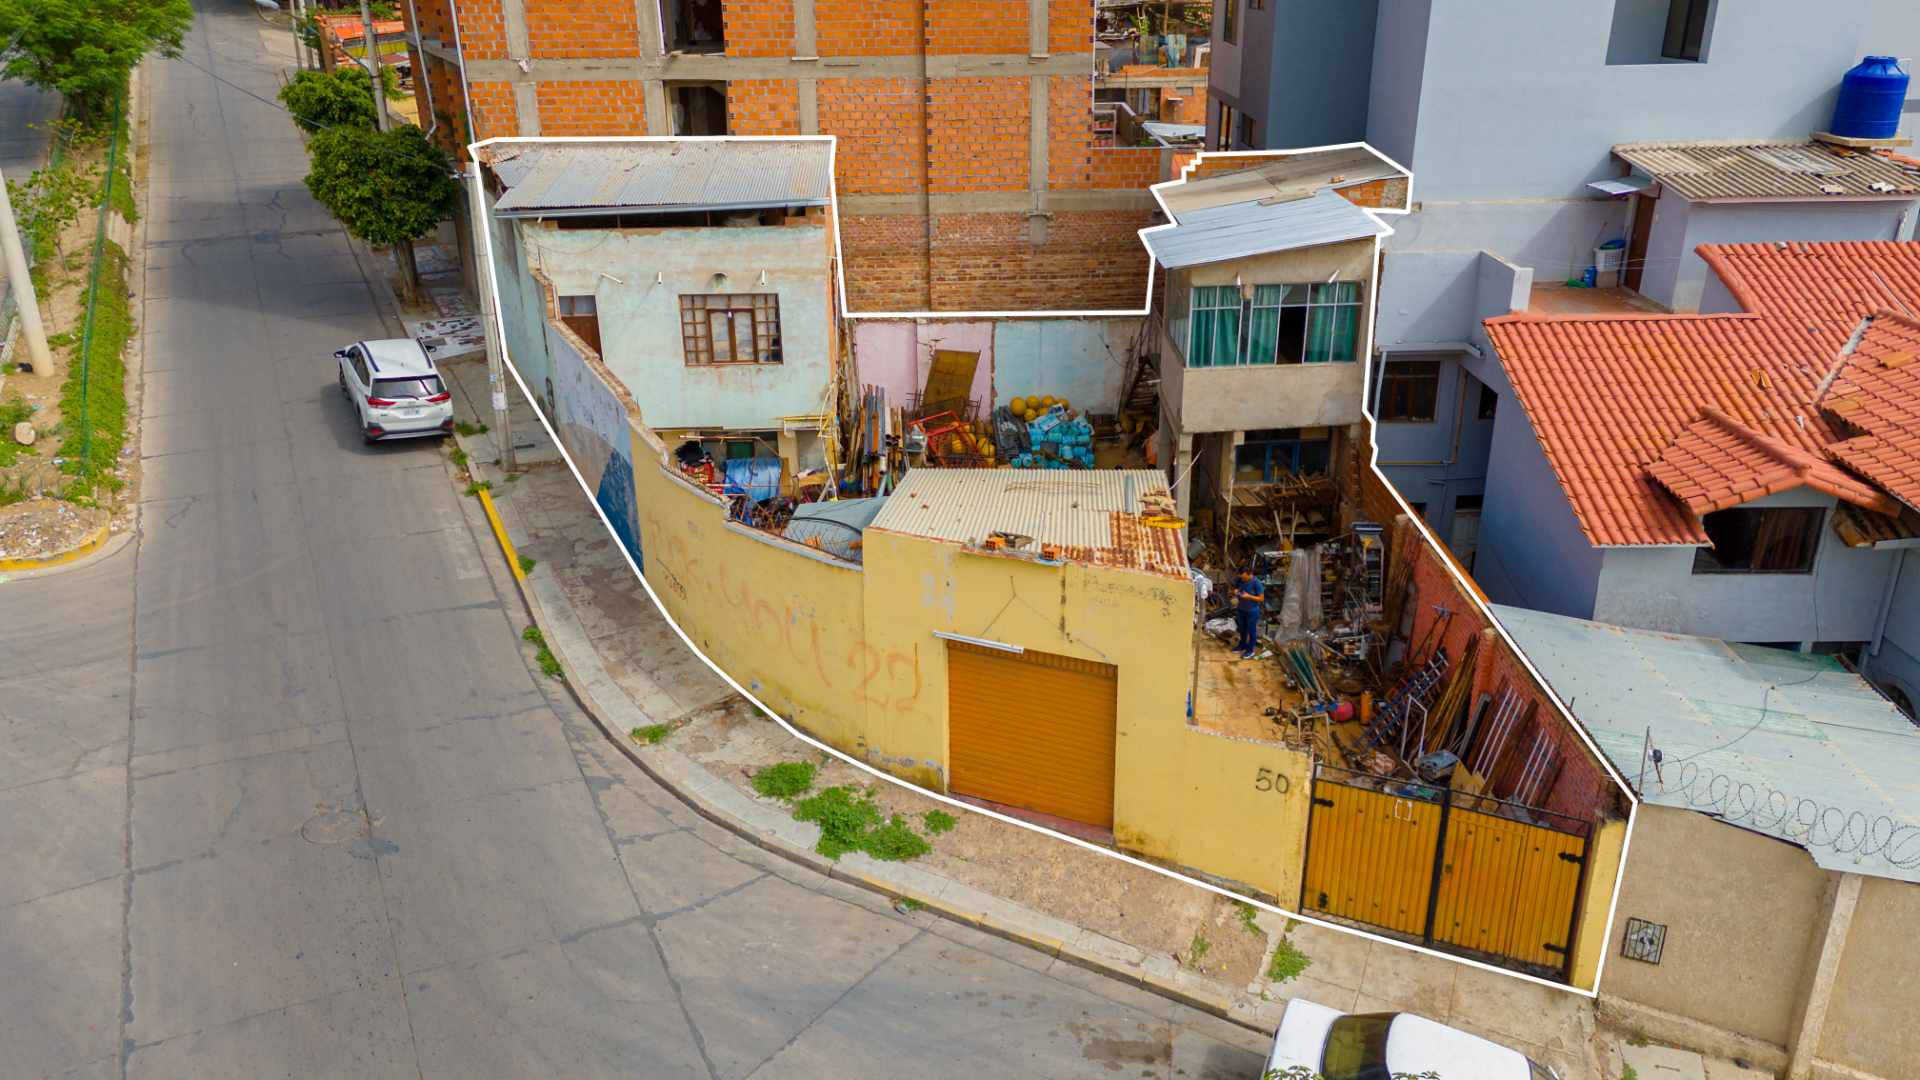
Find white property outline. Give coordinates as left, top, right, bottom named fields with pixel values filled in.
left=466, top=133, right=1640, bottom=1000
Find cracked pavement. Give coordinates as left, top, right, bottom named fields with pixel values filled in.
left=0, top=2, right=1270, bottom=1077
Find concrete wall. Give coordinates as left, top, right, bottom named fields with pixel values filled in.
left=1638, top=197, right=1916, bottom=312
left=1600, top=805, right=1829, bottom=1052
left=1591, top=489, right=1901, bottom=644
left=491, top=202, right=554, bottom=407
left=1863, top=549, right=1920, bottom=713
left=1470, top=382, right=1605, bottom=618
left=992, top=318, right=1140, bottom=416
left=1374, top=356, right=1496, bottom=541
left=1215, top=0, right=1377, bottom=150
left=1362, top=0, right=1431, bottom=170
left=1818, top=874, right=1920, bottom=1078
left=543, top=310, right=644, bottom=565
left=1161, top=238, right=1375, bottom=434
left=849, top=321, right=994, bottom=417
left=522, top=220, right=833, bottom=431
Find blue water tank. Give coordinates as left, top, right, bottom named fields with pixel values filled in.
left=1831, top=56, right=1910, bottom=140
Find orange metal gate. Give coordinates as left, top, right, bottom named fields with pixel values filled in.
left=1301, top=769, right=1589, bottom=979
left=946, top=642, right=1117, bottom=828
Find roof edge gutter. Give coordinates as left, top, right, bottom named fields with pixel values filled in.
left=496, top=198, right=831, bottom=220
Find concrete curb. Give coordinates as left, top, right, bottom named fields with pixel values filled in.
left=441, top=426, right=1281, bottom=1037
left=0, top=520, right=111, bottom=572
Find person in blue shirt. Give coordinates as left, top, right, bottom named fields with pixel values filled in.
left=1233, top=569, right=1265, bottom=659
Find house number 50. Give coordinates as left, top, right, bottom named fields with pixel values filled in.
left=1254, top=768, right=1291, bottom=794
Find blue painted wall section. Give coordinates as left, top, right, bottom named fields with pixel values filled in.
left=544, top=318, right=645, bottom=571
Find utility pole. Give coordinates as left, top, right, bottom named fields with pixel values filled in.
left=0, top=163, right=53, bottom=375
left=466, top=163, right=514, bottom=470
left=358, top=0, right=389, bottom=131
left=289, top=0, right=305, bottom=70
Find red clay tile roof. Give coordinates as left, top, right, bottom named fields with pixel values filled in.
left=1821, top=313, right=1920, bottom=511
left=1647, top=408, right=1898, bottom=518
left=1485, top=242, right=1920, bottom=546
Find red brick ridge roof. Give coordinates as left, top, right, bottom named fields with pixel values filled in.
left=1485, top=242, right=1920, bottom=546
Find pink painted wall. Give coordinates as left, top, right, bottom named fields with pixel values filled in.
left=851, top=321, right=995, bottom=416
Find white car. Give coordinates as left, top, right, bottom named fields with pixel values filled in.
left=335, top=339, right=454, bottom=443
left=1266, top=1001, right=1558, bottom=1080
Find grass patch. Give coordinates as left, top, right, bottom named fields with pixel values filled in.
left=750, top=760, right=817, bottom=801
left=897, top=897, right=928, bottom=912
left=631, top=723, right=673, bottom=745
left=464, top=479, right=492, bottom=496
left=1235, top=901, right=1262, bottom=938
left=521, top=625, right=561, bottom=677
left=1185, top=930, right=1211, bottom=969
left=1265, top=938, right=1312, bottom=984
left=1626, top=1030, right=1649, bottom=1048
left=517, top=553, right=536, bottom=574
left=455, top=419, right=488, bottom=436
left=789, top=785, right=937, bottom=862
left=57, top=240, right=131, bottom=491
left=1621, top=1068, right=1639, bottom=1080
left=921, top=809, right=957, bottom=835
left=0, top=398, right=34, bottom=469
left=448, top=445, right=467, bottom=469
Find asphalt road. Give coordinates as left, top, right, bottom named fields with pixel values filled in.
left=0, top=3, right=1272, bottom=1077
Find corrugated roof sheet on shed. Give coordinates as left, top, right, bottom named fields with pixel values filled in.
left=1613, top=139, right=1920, bottom=201
left=481, top=140, right=834, bottom=216
left=1141, top=188, right=1392, bottom=270
left=869, top=469, right=1187, bottom=577
left=1495, top=604, right=1920, bottom=884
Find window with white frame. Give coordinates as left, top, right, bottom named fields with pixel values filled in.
left=1189, top=282, right=1362, bottom=367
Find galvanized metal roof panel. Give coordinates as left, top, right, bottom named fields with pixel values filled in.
left=1494, top=604, right=1920, bottom=882
left=485, top=141, right=834, bottom=215
left=1142, top=188, right=1391, bottom=269
left=869, top=468, right=1187, bottom=576
left=1157, top=145, right=1404, bottom=216
left=1613, top=140, right=1920, bottom=201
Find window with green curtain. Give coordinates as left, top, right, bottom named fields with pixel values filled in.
left=1246, top=284, right=1287, bottom=365
left=1188, top=285, right=1242, bottom=367
left=1304, top=282, right=1361, bottom=363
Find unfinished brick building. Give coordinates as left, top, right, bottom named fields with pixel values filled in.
left=402, top=0, right=1164, bottom=312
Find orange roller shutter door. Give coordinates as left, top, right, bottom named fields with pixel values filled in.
left=945, top=642, right=1118, bottom=829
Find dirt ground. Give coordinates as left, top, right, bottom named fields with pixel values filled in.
left=0, top=497, right=107, bottom=559
left=671, top=696, right=1274, bottom=990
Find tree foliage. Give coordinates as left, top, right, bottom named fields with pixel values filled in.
left=302, top=124, right=457, bottom=249
left=0, top=0, right=192, bottom=119
left=277, top=68, right=378, bottom=133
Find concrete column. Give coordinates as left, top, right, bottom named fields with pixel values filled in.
left=1171, top=432, right=1195, bottom=519
left=1787, top=871, right=1862, bottom=1080
left=793, top=0, right=817, bottom=57
left=1027, top=0, right=1048, bottom=56
left=797, top=80, right=818, bottom=134
left=512, top=83, right=541, bottom=135
left=643, top=80, right=670, bottom=134
left=1026, top=75, right=1049, bottom=243
left=501, top=0, right=530, bottom=59
left=632, top=0, right=662, bottom=55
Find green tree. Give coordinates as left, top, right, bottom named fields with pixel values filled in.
left=277, top=68, right=379, bottom=133
left=303, top=124, right=457, bottom=303
left=0, top=0, right=193, bottom=120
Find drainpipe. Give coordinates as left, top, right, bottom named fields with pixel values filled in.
left=404, top=0, right=437, bottom=139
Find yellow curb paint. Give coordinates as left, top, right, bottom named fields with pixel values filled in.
left=0, top=522, right=110, bottom=572
left=477, top=488, right=524, bottom=581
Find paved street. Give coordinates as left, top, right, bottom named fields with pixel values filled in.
left=0, top=2, right=1269, bottom=1077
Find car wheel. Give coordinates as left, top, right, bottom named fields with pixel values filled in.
left=362, top=424, right=380, bottom=445
left=339, top=367, right=350, bottom=398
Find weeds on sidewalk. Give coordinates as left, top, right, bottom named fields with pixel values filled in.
left=518, top=553, right=536, bottom=574
left=791, top=785, right=937, bottom=862
left=922, top=809, right=956, bottom=835
left=0, top=399, right=33, bottom=468
left=448, top=445, right=467, bottom=469
left=455, top=420, right=488, bottom=436
left=521, top=625, right=562, bottom=678
left=750, top=761, right=816, bottom=801
left=1235, top=901, right=1262, bottom=938
left=1184, top=930, right=1211, bottom=969
left=631, top=723, right=673, bottom=745
left=1265, top=938, right=1311, bottom=984
left=1621, top=1068, right=1639, bottom=1080
left=464, top=479, right=492, bottom=496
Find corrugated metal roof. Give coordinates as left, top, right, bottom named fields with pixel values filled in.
left=1613, top=140, right=1920, bottom=201
left=1495, top=604, right=1920, bottom=883
left=481, top=141, right=834, bottom=216
left=868, top=468, right=1187, bottom=576
left=1141, top=188, right=1392, bottom=269
left=1158, top=146, right=1404, bottom=215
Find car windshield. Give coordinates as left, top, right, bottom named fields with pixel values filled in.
left=372, top=375, right=444, bottom=400
left=1320, top=1013, right=1394, bottom=1080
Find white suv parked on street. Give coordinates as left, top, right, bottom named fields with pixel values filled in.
left=336, top=339, right=454, bottom=444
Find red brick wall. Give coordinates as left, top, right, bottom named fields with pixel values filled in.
left=419, top=55, right=468, bottom=154
left=524, top=0, right=640, bottom=57
left=818, top=77, right=927, bottom=194
left=1049, top=76, right=1161, bottom=189
left=1049, top=0, right=1090, bottom=53
left=723, top=0, right=795, bottom=57
left=467, top=80, right=519, bottom=140
left=726, top=79, right=801, bottom=134
left=925, top=208, right=1151, bottom=310
left=815, top=0, right=921, bottom=54
left=535, top=80, right=648, bottom=135
left=1161, top=84, right=1205, bottom=125
left=1394, top=517, right=1616, bottom=826
left=405, top=0, right=454, bottom=46
left=925, top=0, right=1028, bottom=54
left=450, top=0, right=506, bottom=58
left=928, top=78, right=1028, bottom=191
left=840, top=214, right=931, bottom=311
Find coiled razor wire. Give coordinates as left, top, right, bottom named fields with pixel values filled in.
left=1652, top=759, right=1920, bottom=871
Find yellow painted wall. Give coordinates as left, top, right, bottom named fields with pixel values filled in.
left=1568, top=815, right=1628, bottom=993
left=1122, top=728, right=1313, bottom=903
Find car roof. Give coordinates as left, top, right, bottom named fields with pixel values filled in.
left=361, top=338, right=435, bottom=377
left=1386, top=1013, right=1530, bottom=1079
